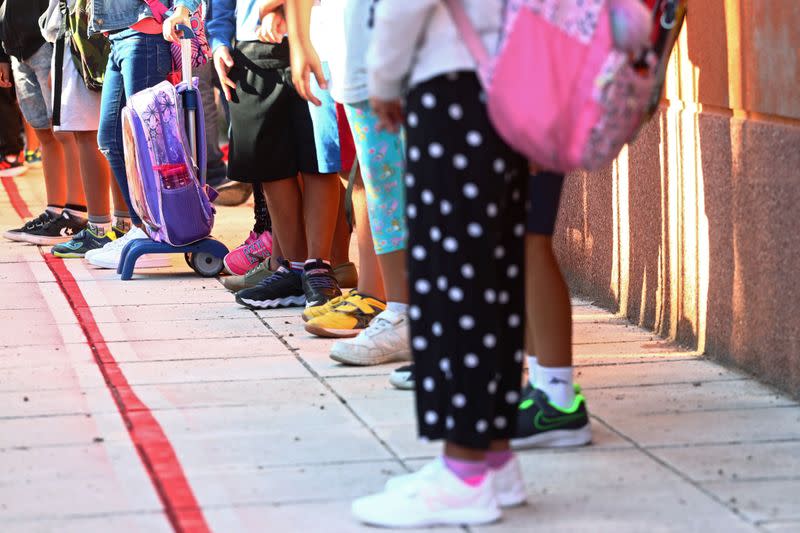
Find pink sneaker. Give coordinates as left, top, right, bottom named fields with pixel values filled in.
left=224, top=231, right=273, bottom=275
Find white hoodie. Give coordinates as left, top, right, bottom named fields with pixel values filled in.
left=367, top=0, right=503, bottom=100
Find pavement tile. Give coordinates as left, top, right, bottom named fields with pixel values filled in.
left=91, top=302, right=253, bottom=323
left=588, top=379, right=797, bottom=418
left=653, top=441, right=800, bottom=483
left=576, top=359, right=747, bottom=390
left=0, top=361, right=106, bottom=393
left=573, top=320, right=663, bottom=345
left=188, top=461, right=403, bottom=507
left=168, top=423, right=392, bottom=471
left=118, top=356, right=309, bottom=385
left=73, top=279, right=233, bottom=307
left=760, top=522, right=800, bottom=532
left=702, top=479, right=800, bottom=523
left=106, top=336, right=291, bottom=362
left=0, top=412, right=132, bottom=448
left=95, top=316, right=273, bottom=343
left=597, top=405, right=800, bottom=447
left=133, top=377, right=332, bottom=410
left=1, top=513, right=171, bottom=533
left=201, top=501, right=462, bottom=533
left=468, top=449, right=757, bottom=533
left=0, top=343, right=94, bottom=370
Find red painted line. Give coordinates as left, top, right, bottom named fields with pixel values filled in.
left=1, top=176, right=33, bottom=218
left=43, top=254, right=211, bottom=533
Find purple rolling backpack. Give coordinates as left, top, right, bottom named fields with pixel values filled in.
left=121, top=78, right=218, bottom=247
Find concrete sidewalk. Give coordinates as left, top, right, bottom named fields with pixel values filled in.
left=1, top=170, right=799, bottom=532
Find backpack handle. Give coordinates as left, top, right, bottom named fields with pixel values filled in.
left=442, top=0, right=492, bottom=76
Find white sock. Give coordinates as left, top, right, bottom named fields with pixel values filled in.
left=46, top=205, right=63, bottom=216
left=386, top=301, right=408, bottom=314
left=526, top=355, right=538, bottom=388
left=537, top=366, right=576, bottom=410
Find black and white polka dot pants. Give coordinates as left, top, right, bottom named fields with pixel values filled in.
left=404, top=72, right=527, bottom=450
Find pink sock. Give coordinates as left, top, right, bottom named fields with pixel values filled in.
left=443, top=456, right=488, bottom=487
left=486, top=450, right=514, bottom=469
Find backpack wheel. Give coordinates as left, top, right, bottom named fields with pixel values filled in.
left=190, top=252, right=224, bottom=277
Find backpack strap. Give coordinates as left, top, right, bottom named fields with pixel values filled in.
left=142, top=0, right=169, bottom=24
left=441, top=0, right=492, bottom=71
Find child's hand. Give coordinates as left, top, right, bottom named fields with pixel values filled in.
left=370, top=98, right=403, bottom=133
left=290, top=40, right=327, bottom=107
left=257, top=9, right=287, bottom=44
left=162, top=5, right=192, bottom=44
left=213, top=47, right=237, bottom=102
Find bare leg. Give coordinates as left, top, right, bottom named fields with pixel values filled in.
left=526, top=234, right=572, bottom=368
left=443, top=442, right=486, bottom=462
left=24, top=118, right=40, bottom=152
left=73, top=131, right=111, bottom=219
left=376, top=250, right=407, bottom=304
left=55, top=132, right=86, bottom=208
left=262, top=178, right=306, bottom=261
left=36, top=127, right=67, bottom=207
left=352, top=168, right=384, bottom=300
left=330, top=177, right=352, bottom=267
left=301, top=172, right=339, bottom=260
left=110, top=178, right=128, bottom=215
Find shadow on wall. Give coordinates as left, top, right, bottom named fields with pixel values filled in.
left=554, top=1, right=800, bottom=394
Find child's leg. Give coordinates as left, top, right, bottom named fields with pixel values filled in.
left=343, top=102, right=407, bottom=305
left=36, top=127, right=67, bottom=209
left=262, top=176, right=306, bottom=261
left=73, top=130, right=112, bottom=222
left=300, top=172, right=339, bottom=262
left=350, top=167, right=384, bottom=299
left=56, top=132, right=87, bottom=211
left=404, top=72, right=525, bottom=458
left=23, top=117, right=40, bottom=153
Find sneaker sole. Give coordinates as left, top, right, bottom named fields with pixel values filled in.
left=511, top=424, right=592, bottom=449
left=19, top=234, right=74, bottom=245
left=235, top=294, right=306, bottom=310
left=3, top=230, right=33, bottom=242
left=388, top=374, right=415, bottom=390
left=353, top=505, right=501, bottom=528
left=0, top=166, right=28, bottom=177
left=330, top=348, right=412, bottom=367
left=304, top=323, right=362, bottom=339
left=52, top=251, right=85, bottom=258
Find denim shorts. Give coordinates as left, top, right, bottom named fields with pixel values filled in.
left=11, top=43, right=53, bottom=129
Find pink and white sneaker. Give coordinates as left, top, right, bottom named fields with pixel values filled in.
left=224, top=231, right=273, bottom=275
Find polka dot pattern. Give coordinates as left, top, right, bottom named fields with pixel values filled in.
left=403, top=74, right=527, bottom=447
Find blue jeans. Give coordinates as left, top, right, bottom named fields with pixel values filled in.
left=98, top=31, right=171, bottom=224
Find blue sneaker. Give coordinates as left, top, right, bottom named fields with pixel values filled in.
left=235, top=260, right=306, bottom=309
left=51, top=226, right=123, bottom=258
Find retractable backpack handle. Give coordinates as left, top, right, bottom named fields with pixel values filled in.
left=175, top=23, right=200, bottom=177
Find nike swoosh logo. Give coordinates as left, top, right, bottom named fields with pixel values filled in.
left=533, top=410, right=585, bottom=431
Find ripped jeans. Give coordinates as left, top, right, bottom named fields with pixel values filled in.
left=97, top=30, right=171, bottom=224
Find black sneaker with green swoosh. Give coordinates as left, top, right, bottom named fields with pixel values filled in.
left=511, top=388, right=592, bottom=449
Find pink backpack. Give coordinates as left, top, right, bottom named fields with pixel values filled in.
left=444, top=0, right=664, bottom=173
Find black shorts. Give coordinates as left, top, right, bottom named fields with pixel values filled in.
left=227, top=40, right=320, bottom=183
left=526, top=171, right=564, bottom=235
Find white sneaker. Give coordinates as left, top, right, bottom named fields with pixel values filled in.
left=86, top=226, right=170, bottom=269
left=352, top=459, right=501, bottom=528
left=329, top=309, right=411, bottom=366
left=385, top=456, right=527, bottom=508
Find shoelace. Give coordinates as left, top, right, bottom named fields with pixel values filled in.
left=305, top=269, right=337, bottom=291
left=256, top=267, right=294, bottom=288
left=364, top=314, right=396, bottom=337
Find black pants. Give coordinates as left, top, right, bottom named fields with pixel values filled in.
left=405, top=72, right=527, bottom=450
left=0, top=86, right=24, bottom=157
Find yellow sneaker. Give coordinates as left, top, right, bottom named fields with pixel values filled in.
left=304, top=292, right=386, bottom=338
left=302, top=291, right=354, bottom=322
